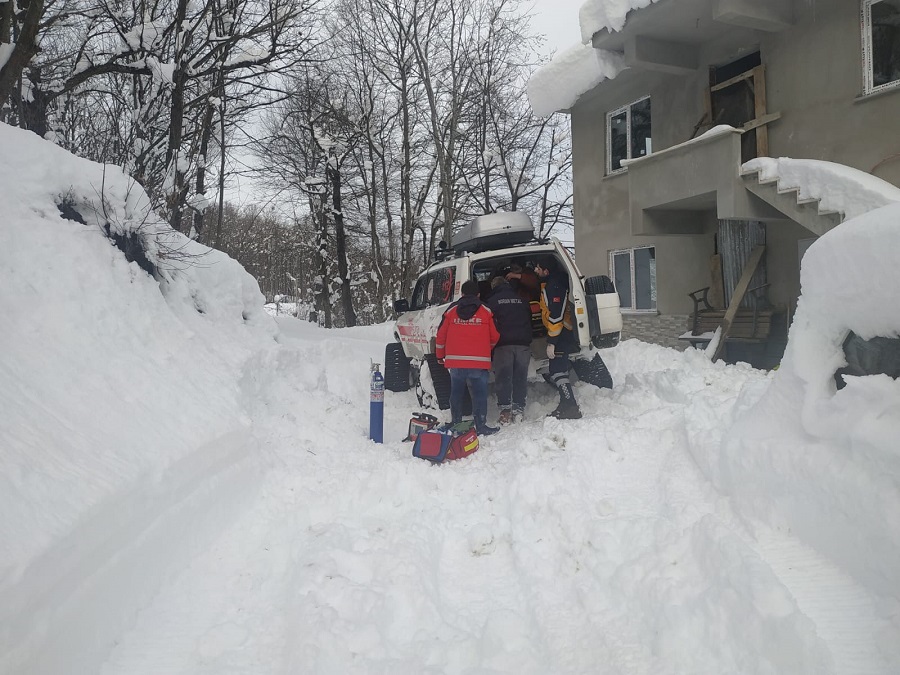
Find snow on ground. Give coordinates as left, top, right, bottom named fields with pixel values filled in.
left=2, top=124, right=900, bottom=674
left=97, top=333, right=836, bottom=675
left=0, top=122, right=276, bottom=674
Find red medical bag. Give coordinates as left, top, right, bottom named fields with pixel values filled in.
left=412, top=426, right=480, bottom=464
left=412, top=430, right=453, bottom=463
left=446, top=428, right=479, bottom=461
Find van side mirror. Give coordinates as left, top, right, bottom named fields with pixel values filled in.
left=394, top=299, right=410, bottom=314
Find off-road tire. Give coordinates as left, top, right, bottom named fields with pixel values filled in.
left=572, top=353, right=614, bottom=390
left=384, top=343, right=411, bottom=392
left=417, top=354, right=473, bottom=413
left=419, top=354, right=453, bottom=410
left=591, top=333, right=620, bottom=350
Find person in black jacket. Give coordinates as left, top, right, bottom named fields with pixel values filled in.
left=486, top=275, right=534, bottom=424
left=534, top=256, right=582, bottom=419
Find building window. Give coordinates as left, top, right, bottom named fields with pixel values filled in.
left=606, top=96, right=652, bottom=174
left=610, top=246, right=656, bottom=312
left=862, top=0, right=900, bottom=95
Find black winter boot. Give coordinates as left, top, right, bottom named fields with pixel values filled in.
left=548, top=383, right=582, bottom=420
left=475, top=415, right=500, bottom=436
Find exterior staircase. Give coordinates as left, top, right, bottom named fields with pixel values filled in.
left=740, top=165, right=842, bottom=237
left=740, top=157, right=900, bottom=237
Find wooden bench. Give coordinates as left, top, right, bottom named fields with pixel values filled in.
left=683, top=284, right=773, bottom=342
left=678, top=245, right=785, bottom=365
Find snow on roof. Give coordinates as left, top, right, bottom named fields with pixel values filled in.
left=526, top=43, right=625, bottom=117
left=579, top=0, right=662, bottom=43
left=527, top=0, right=663, bottom=116
left=743, top=157, right=900, bottom=222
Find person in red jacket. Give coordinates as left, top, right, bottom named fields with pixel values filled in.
left=436, top=280, right=501, bottom=435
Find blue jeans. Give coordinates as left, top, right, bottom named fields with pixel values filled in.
left=449, top=368, right=489, bottom=425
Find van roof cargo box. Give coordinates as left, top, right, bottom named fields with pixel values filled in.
left=451, top=212, right=534, bottom=253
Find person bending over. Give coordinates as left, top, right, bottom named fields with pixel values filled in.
left=487, top=275, right=533, bottom=424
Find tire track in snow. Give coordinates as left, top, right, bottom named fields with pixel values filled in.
left=753, top=531, right=896, bottom=675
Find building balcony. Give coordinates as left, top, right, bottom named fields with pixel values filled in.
left=624, top=127, right=783, bottom=236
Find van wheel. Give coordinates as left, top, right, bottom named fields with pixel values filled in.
left=384, top=343, right=411, bottom=392
left=573, top=353, right=613, bottom=390
left=416, top=355, right=472, bottom=413
left=591, top=332, right=620, bottom=350
left=417, top=354, right=452, bottom=410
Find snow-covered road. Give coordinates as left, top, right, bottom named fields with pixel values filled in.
left=96, top=322, right=892, bottom=674
left=4, top=121, right=899, bottom=675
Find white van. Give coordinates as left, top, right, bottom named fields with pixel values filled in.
left=384, top=213, right=622, bottom=409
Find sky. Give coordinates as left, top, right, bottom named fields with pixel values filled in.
left=3, top=121, right=900, bottom=673
left=529, top=0, right=584, bottom=54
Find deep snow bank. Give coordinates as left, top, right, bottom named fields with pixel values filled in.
left=0, top=123, right=276, bottom=673
left=689, top=204, right=900, bottom=651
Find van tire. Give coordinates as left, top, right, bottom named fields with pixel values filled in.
left=417, top=354, right=473, bottom=414
left=573, top=353, right=613, bottom=390
left=419, top=354, right=452, bottom=410
left=591, top=332, right=620, bottom=350
left=384, top=343, right=411, bottom=392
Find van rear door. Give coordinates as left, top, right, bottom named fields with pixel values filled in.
left=553, top=239, right=622, bottom=350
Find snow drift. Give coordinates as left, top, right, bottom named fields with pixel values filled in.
left=707, top=204, right=900, bottom=596
left=0, top=122, right=275, bottom=674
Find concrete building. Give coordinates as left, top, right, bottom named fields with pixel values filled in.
left=534, top=0, right=900, bottom=365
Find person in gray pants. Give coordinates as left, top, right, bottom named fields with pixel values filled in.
left=487, top=276, right=534, bottom=424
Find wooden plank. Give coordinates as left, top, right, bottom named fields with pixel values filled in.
left=739, top=112, right=781, bottom=134
left=753, top=66, right=769, bottom=157
left=699, top=320, right=771, bottom=329
left=711, top=245, right=766, bottom=362
left=710, top=68, right=756, bottom=92
left=701, top=317, right=769, bottom=326
left=695, top=312, right=773, bottom=323
left=698, top=324, right=771, bottom=337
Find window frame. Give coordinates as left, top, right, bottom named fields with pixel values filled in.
left=605, top=95, right=652, bottom=176
left=861, top=0, right=900, bottom=96
left=609, top=246, right=657, bottom=313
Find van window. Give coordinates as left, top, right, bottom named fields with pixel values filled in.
left=412, top=266, right=457, bottom=310
left=411, top=277, right=429, bottom=310
left=430, top=267, right=456, bottom=305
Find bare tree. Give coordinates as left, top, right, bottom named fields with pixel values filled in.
left=3, top=0, right=322, bottom=236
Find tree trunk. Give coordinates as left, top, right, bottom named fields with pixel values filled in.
left=0, top=0, right=45, bottom=113
left=316, top=208, right=333, bottom=329
left=165, top=0, right=191, bottom=231
left=215, top=98, right=227, bottom=248
left=328, top=161, right=357, bottom=327
left=192, top=99, right=215, bottom=240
